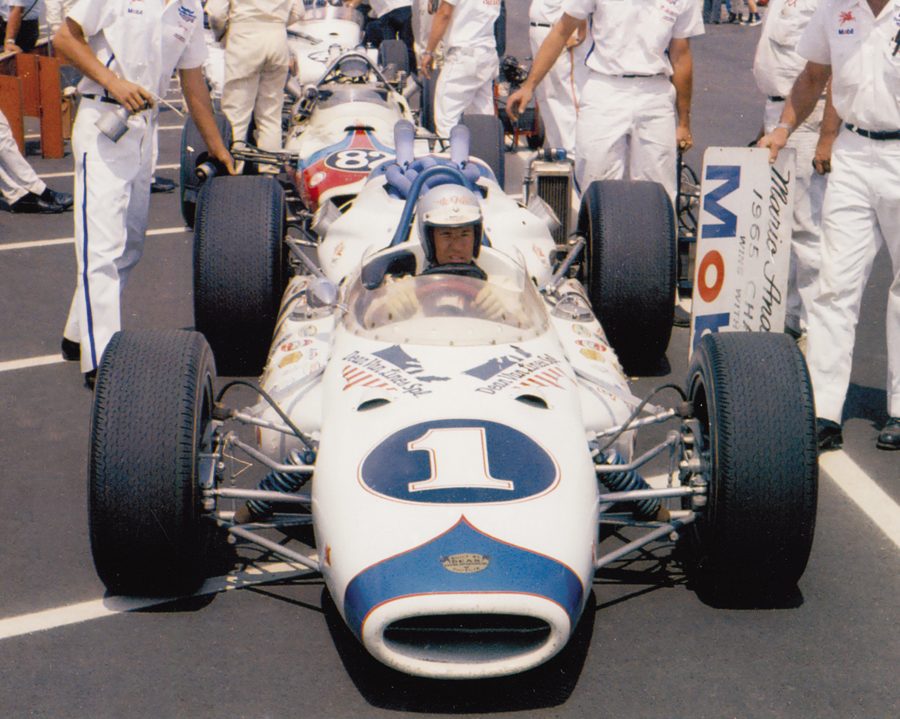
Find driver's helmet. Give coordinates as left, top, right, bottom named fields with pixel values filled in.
left=417, top=184, right=483, bottom=266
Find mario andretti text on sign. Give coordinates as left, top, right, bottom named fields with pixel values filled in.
left=689, top=147, right=796, bottom=354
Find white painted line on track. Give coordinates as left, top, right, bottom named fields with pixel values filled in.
left=0, top=354, right=63, bottom=372
left=0, top=561, right=316, bottom=641
left=819, top=451, right=900, bottom=550
left=39, top=163, right=179, bottom=180
left=0, top=225, right=188, bottom=252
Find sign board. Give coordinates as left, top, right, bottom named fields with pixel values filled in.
left=689, top=147, right=797, bottom=356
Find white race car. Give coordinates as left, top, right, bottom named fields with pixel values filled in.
left=88, top=125, right=818, bottom=680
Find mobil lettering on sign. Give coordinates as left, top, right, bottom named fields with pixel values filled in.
left=689, top=147, right=797, bottom=356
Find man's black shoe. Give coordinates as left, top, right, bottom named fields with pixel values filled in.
left=84, top=369, right=97, bottom=390
left=816, top=418, right=843, bottom=452
left=40, top=187, right=73, bottom=210
left=8, top=191, right=65, bottom=214
left=150, top=177, right=177, bottom=193
left=876, top=417, right=900, bottom=451
left=61, top=337, right=80, bottom=362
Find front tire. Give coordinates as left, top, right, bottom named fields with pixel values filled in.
left=89, top=330, right=216, bottom=596
left=684, top=332, right=818, bottom=603
left=578, top=180, right=675, bottom=374
left=180, top=112, right=232, bottom=228
left=462, top=113, right=505, bottom=189
left=194, top=175, right=287, bottom=376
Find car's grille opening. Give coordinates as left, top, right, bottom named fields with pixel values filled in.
left=536, top=174, right=571, bottom=244
left=383, top=614, right=552, bottom=663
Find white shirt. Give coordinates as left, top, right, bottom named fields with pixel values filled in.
left=369, top=0, right=412, bottom=18
left=797, top=0, right=900, bottom=130
left=530, top=0, right=566, bottom=24
left=562, top=0, right=705, bottom=77
left=46, top=0, right=78, bottom=34
left=3, top=0, right=44, bottom=22
left=69, top=0, right=207, bottom=101
left=753, top=0, right=821, bottom=97
left=230, top=0, right=305, bottom=25
left=444, top=0, right=501, bottom=51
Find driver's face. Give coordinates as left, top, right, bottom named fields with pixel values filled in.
left=433, top=226, right=475, bottom=265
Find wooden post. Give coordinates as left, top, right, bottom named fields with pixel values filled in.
left=0, top=74, right=25, bottom=154
left=15, top=52, right=40, bottom=117
left=38, top=55, right=65, bottom=158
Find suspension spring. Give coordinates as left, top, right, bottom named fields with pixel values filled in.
left=597, top=450, right=661, bottom=520
left=244, top=448, right=312, bottom=521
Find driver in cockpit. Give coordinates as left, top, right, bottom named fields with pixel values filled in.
left=368, top=183, right=515, bottom=322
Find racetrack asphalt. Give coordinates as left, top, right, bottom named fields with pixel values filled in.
left=0, top=11, right=897, bottom=719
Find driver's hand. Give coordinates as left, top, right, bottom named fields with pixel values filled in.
left=472, top=286, right=509, bottom=321
left=382, top=284, right=419, bottom=320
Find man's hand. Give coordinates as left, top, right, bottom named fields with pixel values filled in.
left=506, top=86, right=533, bottom=123
left=472, top=286, right=511, bottom=321
left=384, top=284, right=419, bottom=319
left=211, top=146, right=237, bottom=176
left=107, top=76, right=155, bottom=114
left=676, top=124, right=693, bottom=152
left=421, top=51, right=436, bottom=80
left=4, top=40, right=22, bottom=54
left=757, top=126, right=790, bottom=163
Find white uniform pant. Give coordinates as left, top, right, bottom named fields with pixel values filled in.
left=222, top=22, right=290, bottom=156
left=764, top=98, right=827, bottom=333
left=204, top=29, right=226, bottom=101
left=805, top=129, right=900, bottom=422
left=529, top=26, right=586, bottom=157
left=63, top=99, right=153, bottom=372
left=0, top=108, right=46, bottom=203
left=575, top=73, right=677, bottom=202
left=434, top=45, right=498, bottom=138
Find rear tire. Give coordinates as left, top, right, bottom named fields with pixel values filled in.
left=379, top=39, right=409, bottom=76
left=89, top=330, right=216, bottom=596
left=684, top=332, right=818, bottom=604
left=194, top=175, right=287, bottom=376
left=578, top=180, right=675, bottom=374
left=462, top=113, right=505, bottom=188
left=180, top=112, right=232, bottom=228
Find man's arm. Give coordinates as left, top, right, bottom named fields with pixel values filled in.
left=53, top=18, right=155, bottom=112
left=669, top=37, right=694, bottom=152
left=758, top=60, right=831, bottom=162
left=179, top=66, right=235, bottom=174
left=421, top=1, right=454, bottom=79
left=3, top=6, right=24, bottom=53
left=506, top=13, right=581, bottom=120
left=812, top=80, right=840, bottom=175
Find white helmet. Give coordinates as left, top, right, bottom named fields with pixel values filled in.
left=416, top=184, right=483, bottom=265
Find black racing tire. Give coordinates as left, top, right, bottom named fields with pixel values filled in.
left=462, top=113, right=505, bottom=189
left=525, top=107, right=545, bottom=151
left=180, top=112, right=232, bottom=229
left=684, top=332, right=818, bottom=604
left=379, top=38, right=410, bottom=76
left=578, top=180, right=675, bottom=374
left=89, top=330, right=216, bottom=596
left=194, top=175, right=287, bottom=376
left=420, top=68, right=439, bottom=134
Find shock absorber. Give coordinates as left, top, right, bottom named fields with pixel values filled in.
left=243, top=448, right=312, bottom=522
left=597, top=450, right=662, bottom=520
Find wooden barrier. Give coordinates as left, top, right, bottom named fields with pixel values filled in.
left=0, top=39, right=68, bottom=158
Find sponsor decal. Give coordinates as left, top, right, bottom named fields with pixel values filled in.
left=342, top=364, right=396, bottom=392
left=572, top=323, right=591, bottom=337
left=838, top=10, right=855, bottom=24
left=464, top=346, right=564, bottom=395
left=580, top=347, right=604, bottom=361
left=575, top=338, right=604, bottom=351
left=178, top=6, right=196, bottom=21
left=279, top=351, right=302, bottom=368
left=518, top=365, right=566, bottom=389
left=441, top=553, right=490, bottom=574
left=342, top=347, right=445, bottom=396
left=359, top=419, right=559, bottom=504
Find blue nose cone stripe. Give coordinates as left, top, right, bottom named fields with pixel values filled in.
left=343, top=517, right=584, bottom=638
